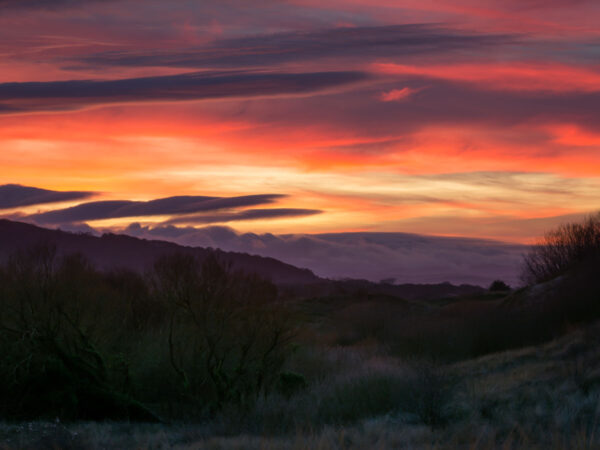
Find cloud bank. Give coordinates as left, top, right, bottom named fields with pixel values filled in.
left=122, top=224, right=526, bottom=286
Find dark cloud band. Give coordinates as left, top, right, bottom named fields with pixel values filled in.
left=0, top=0, right=113, bottom=10
left=163, top=208, right=322, bottom=225
left=0, top=70, right=368, bottom=114
left=76, top=24, right=514, bottom=69
left=0, top=184, right=95, bottom=210
left=27, top=194, right=286, bottom=224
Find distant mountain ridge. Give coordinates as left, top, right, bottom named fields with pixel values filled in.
left=0, top=219, right=319, bottom=285
left=0, top=220, right=487, bottom=299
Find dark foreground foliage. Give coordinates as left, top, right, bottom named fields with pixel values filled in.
left=489, top=279, right=511, bottom=292
left=2, top=213, right=600, bottom=430
left=522, top=212, right=600, bottom=284
left=0, top=245, right=295, bottom=422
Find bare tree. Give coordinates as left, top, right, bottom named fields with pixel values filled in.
left=522, top=213, right=600, bottom=284
left=151, top=253, right=296, bottom=412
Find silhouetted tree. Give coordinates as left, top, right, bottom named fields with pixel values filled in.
left=489, top=280, right=511, bottom=292
left=151, top=253, right=296, bottom=412
left=522, top=213, right=600, bottom=284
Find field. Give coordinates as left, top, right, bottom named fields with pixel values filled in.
left=1, top=268, right=599, bottom=449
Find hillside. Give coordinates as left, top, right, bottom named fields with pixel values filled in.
left=0, top=220, right=486, bottom=297
left=3, top=320, right=598, bottom=449
left=0, top=224, right=598, bottom=448
left=0, top=219, right=319, bottom=285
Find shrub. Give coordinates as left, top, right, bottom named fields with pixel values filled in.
left=316, top=372, right=412, bottom=424
left=277, top=371, right=308, bottom=399
left=522, top=213, right=600, bottom=284
left=489, top=280, right=511, bottom=292
left=0, top=245, right=158, bottom=421
left=520, top=213, right=600, bottom=326
left=409, top=361, right=454, bottom=428
left=0, top=245, right=296, bottom=421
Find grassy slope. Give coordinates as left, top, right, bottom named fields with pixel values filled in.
left=2, top=320, right=599, bottom=449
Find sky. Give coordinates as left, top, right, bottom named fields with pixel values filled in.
left=0, top=0, right=599, bottom=261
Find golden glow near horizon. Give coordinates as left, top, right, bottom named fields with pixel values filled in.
left=1, top=0, right=599, bottom=244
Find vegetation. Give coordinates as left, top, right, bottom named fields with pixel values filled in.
left=0, top=246, right=295, bottom=422
left=151, top=253, right=295, bottom=413
left=522, top=212, right=600, bottom=284
left=489, top=279, right=511, bottom=291
left=1, top=324, right=599, bottom=448
left=2, top=214, right=600, bottom=448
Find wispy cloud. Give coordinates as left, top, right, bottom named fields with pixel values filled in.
left=0, top=70, right=368, bottom=114
left=0, top=184, right=95, bottom=210
left=73, top=24, right=514, bottom=70
left=380, top=87, right=420, bottom=102
left=1, top=0, right=598, bottom=246
left=28, top=194, right=285, bottom=224
left=0, top=0, right=112, bottom=9
left=163, top=208, right=322, bottom=225
left=374, top=62, right=600, bottom=93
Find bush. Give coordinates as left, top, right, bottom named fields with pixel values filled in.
left=520, top=213, right=600, bottom=327
left=409, top=361, right=454, bottom=428
left=277, top=371, right=308, bottom=399
left=522, top=213, right=600, bottom=284
left=0, top=245, right=297, bottom=421
left=0, top=245, right=158, bottom=421
left=489, top=280, right=511, bottom=292
left=316, top=372, right=412, bottom=424
left=314, top=362, right=454, bottom=427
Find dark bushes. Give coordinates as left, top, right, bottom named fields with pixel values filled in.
left=277, top=371, right=308, bottom=399
left=0, top=245, right=160, bottom=421
left=521, top=213, right=600, bottom=327
left=0, top=246, right=296, bottom=421
left=489, top=280, right=511, bottom=291
left=332, top=298, right=563, bottom=363
left=522, top=213, right=600, bottom=284
left=313, top=362, right=453, bottom=428
left=316, top=372, right=411, bottom=424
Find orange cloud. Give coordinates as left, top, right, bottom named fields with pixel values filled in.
left=374, top=62, right=600, bottom=93
left=549, top=124, right=600, bottom=147
left=379, top=87, right=420, bottom=102
left=290, top=0, right=600, bottom=36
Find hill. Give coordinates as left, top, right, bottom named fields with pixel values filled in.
left=0, top=220, right=486, bottom=297
left=0, top=219, right=319, bottom=285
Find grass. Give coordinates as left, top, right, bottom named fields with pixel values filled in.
left=2, top=244, right=600, bottom=448
left=2, top=322, right=600, bottom=448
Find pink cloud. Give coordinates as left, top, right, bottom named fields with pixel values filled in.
left=374, top=62, right=600, bottom=93
left=380, top=87, right=419, bottom=102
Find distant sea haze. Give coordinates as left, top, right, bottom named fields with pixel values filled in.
left=121, top=224, right=526, bottom=287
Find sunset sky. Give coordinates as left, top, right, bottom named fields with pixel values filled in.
left=1, top=0, right=599, bottom=245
